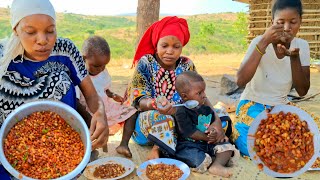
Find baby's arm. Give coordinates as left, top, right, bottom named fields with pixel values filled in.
left=189, top=130, right=210, bottom=142
left=105, top=89, right=124, bottom=103
left=206, top=112, right=226, bottom=144
left=105, top=89, right=116, bottom=98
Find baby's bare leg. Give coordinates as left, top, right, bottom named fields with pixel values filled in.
left=116, top=112, right=138, bottom=158
left=146, top=145, right=160, bottom=160
left=208, top=150, right=233, bottom=178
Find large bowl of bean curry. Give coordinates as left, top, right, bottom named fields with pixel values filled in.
left=0, top=100, right=91, bottom=180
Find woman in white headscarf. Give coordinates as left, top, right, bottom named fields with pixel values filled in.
left=0, top=0, right=109, bottom=151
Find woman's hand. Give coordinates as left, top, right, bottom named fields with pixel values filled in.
left=80, top=77, right=109, bottom=150
left=156, top=98, right=176, bottom=115
left=277, top=44, right=300, bottom=57
left=90, top=102, right=109, bottom=150
left=262, top=24, right=284, bottom=45
left=279, top=31, right=294, bottom=46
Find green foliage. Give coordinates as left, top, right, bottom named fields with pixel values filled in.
left=200, top=23, right=215, bottom=35
left=232, top=12, right=248, bottom=49
left=0, top=8, right=248, bottom=60
left=0, top=19, right=11, bottom=37
left=185, top=14, right=248, bottom=55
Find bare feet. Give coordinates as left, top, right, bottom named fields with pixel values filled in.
left=116, top=145, right=132, bottom=158
left=147, top=146, right=160, bottom=160
left=227, top=149, right=240, bottom=167
left=208, top=163, right=233, bottom=178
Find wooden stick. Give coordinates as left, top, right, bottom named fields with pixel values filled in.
left=205, top=78, right=219, bottom=83
left=292, top=92, right=320, bottom=102
left=224, top=66, right=239, bottom=71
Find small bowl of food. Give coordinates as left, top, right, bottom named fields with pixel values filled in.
left=83, top=156, right=135, bottom=179
left=247, top=105, right=320, bottom=178
left=0, top=100, right=91, bottom=180
left=137, top=158, right=190, bottom=180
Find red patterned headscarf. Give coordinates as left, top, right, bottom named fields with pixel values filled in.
left=133, top=16, right=190, bottom=66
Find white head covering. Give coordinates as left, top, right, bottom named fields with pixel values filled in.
left=11, top=0, right=56, bottom=29
left=0, top=0, right=56, bottom=81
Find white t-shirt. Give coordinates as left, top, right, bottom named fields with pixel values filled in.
left=76, top=69, right=112, bottom=105
left=240, top=36, right=310, bottom=106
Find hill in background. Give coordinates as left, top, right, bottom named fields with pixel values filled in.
left=0, top=8, right=248, bottom=60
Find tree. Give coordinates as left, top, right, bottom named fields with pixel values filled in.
left=136, top=0, right=160, bottom=45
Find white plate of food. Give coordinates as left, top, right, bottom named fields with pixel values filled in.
left=247, top=105, right=320, bottom=177
left=308, top=154, right=320, bottom=171
left=83, top=156, right=135, bottom=180
left=137, top=158, right=190, bottom=180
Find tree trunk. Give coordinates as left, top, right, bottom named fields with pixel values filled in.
left=136, top=0, right=160, bottom=46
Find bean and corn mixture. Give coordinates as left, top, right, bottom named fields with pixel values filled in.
left=254, top=111, right=314, bottom=173
left=93, top=163, right=126, bottom=179
left=4, top=111, right=84, bottom=179
left=146, top=163, right=183, bottom=180
left=312, top=158, right=320, bottom=168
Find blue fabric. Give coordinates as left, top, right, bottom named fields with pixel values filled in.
left=175, top=141, right=231, bottom=168
left=131, top=113, right=149, bottom=145
left=234, top=122, right=250, bottom=156
left=175, top=141, right=215, bottom=168
left=0, top=165, right=11, bottom=180
left=234, top=100, right=272, bottom=156
left=132, top=110, right=176, bottom=155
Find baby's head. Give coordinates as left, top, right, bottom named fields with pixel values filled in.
left=82, top=36, right=110, bottom=76
left=176, top=71, right=207, bottom=105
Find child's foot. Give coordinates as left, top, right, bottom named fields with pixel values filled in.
left=208, top=163, right=233, bottom=178
left=227, top=149, right=240, bottom=167
left=116, top=145, right=132, bottom=158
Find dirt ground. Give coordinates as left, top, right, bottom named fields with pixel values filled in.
left=108, top=53, right=320, bottom=117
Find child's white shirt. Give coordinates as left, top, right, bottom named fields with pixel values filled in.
left=76, top=69, right=111, bottom=107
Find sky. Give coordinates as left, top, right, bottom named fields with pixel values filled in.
left=0, top=0, right=248, bottom=16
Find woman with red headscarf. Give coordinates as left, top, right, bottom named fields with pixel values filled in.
left=116, top=16, right=225, bottom=160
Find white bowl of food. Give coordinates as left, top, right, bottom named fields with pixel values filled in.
left=247, top=105, right=320, bottom=178
left=0, top=100, right=91, bottom=180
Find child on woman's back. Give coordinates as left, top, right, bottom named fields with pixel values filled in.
left=78, top=36, right=138, bottom=157
left=174, top=71, right=239, bottom=178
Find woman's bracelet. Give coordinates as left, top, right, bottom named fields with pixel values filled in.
left=255, top=44, right=265, bottom=56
